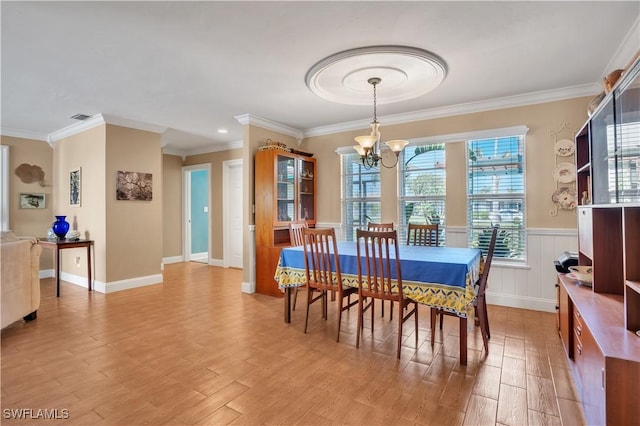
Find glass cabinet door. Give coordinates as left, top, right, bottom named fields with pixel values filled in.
left=590, top=97, right=616, bottom=204
left=614, top=65, right=640, bottom=203
left=298, top=158, right=315, bottom=222
left=276, top=155, right=295, bottom=223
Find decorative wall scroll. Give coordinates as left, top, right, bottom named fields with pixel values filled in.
left=70, top=167, right=81, bottom=206
left=14, top=163, right=45, bottom=186
left=549, top=123, right=577, bottom=216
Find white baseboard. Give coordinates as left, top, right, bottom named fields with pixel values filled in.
left=190, top=252, right=208, bottom=262
left=39, top=269, right=54, bottom=279
left=59, top=271, right=163, bottom=294
left=162, top=255, right=184, bottom=265
left=209, top=258, right=224, bottom=267
left=242, top=281, right=255, bottom=293
left=487, top=292, right=557, bottom=313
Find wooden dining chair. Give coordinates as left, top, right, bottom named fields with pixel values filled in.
left=406, top=223, right=439, bottom=246
left=301, top=227, right=358, bottom=342
left=367, top=222, right=395, bottom=318
left=355, top=229, right=418, bottom=359
left=289, top=220, right=308, bottom=311
left=430, top=225, right=498, bottom=354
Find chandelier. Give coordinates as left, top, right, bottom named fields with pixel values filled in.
left=353, top=77, right=409, bottom=169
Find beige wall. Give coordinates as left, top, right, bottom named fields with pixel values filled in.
left=1, top=136, right=54, bottom=268
left=105, top=125, right=163, bottom=282
left=299, top=96, right=591, bottom=230
left=53, top=124, right=107, bottom=282
left=162, top=154, right=183, bottom=258
left=52, top=124, right=163, bottom=286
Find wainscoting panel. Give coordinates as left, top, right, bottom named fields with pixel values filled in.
left=447, top=227, right=577, bottom=312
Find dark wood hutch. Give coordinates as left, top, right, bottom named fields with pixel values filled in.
left=557, top=56, right=640, bottom=425
left=255, top=147, right=316, bottom=297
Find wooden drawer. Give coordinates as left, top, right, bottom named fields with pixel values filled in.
left=572, top=306, right=606, bottom=426
left=557, top=281, right=572, bottom=358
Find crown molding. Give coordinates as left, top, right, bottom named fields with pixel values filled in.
left=235, top=113, right=303, bottom=143
left=0, top=127, right=48, bottom=142
left=603, top=15, right=640, bottom=74
left=47, top=114, right=107, bottom=147
left=162, top=139, right=243, bottom=159
left=101, top=114, right=168, bottom=134
left=47, top=113, right=167, bottom=147
left=302, top=83, right=599, bottom=138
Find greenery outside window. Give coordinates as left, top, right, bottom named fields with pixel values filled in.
left=341, top=152, right=381, bottom=241
left=399, top=144, right=446, bottom=245
left=467, top=135, right=526, bottom=261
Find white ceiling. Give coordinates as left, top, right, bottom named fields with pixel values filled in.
left=2, top=1, right=639, bottom=157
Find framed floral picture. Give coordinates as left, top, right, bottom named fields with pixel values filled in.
left=116, top=170, right=152, bottom=201
left=70, top=167, right=81, bottom=206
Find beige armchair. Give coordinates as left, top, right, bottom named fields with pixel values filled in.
left=1, top=231, right=42, bottom=329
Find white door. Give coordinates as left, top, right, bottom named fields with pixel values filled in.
left=224, top=160, right=243, bottom=268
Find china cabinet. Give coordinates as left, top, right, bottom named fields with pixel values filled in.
left=255, top=149, right=316, bottom=297
left=557, top=55, right=640, bottom=425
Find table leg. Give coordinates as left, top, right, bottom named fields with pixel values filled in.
left=87, top=244, right=92, bottom=291
left=55, top=247, right=61, bottom=297
left=459, top=316, right=468, bottom=365
left=284, top=287, right=292, bottom=323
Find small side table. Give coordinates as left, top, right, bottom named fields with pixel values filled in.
left=38, top=238, right=94, bottom=297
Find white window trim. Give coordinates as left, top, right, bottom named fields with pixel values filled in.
left=1, top=145, right=9, bottom=232
left=466, top=135, right=527, bottom=263
left=335, top=125, right=530, bottom=155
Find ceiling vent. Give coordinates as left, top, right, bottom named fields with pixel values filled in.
left=69, top=113, right=91, bottom=120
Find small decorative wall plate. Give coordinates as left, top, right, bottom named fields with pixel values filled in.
left=554, top=139, right=575, bottom=156
left=551, top=187, right=577, bottom=210
left=553, top=163, right=576, bottom=183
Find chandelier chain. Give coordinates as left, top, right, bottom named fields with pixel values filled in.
left=372, top=80, right=377, bottom=123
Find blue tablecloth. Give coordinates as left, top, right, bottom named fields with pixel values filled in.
left=275, top=242, right=481, bottom=317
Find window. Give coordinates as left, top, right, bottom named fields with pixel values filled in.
left=467, top=135, right=526, bottom=261
left=399, top=144, right=446, bottom=245
left=341, top=152, right=381, bottom=241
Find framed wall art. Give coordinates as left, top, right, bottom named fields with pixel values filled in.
left=70, top=167, right=81, bottom=206
left=19, top=193, right=46, bottom=209
left=116, top=171, right=153, bottom=201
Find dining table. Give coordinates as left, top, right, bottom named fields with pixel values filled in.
left=274, top=241, right=482, bottom=365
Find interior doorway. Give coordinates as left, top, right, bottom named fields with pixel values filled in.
left=223, top=159, right=243, bottom=268
left=183, top=164, right=211, bottom=264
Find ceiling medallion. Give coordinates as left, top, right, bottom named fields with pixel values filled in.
left=304, top=45, right=448, bottom=105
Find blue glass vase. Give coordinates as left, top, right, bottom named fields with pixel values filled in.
left=52, top=216, right=70, bottom=239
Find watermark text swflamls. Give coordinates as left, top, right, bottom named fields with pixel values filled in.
left=3, top=408, right=69, bottom=420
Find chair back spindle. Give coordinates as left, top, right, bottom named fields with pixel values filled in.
left=289, top=220, right=307, bottom=246
left=367, top=222, right=394, bottom=232
left=356, top=229, right=400, bottom=300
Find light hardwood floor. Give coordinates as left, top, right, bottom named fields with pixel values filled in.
left=1, top=262, right=586, bottom=425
